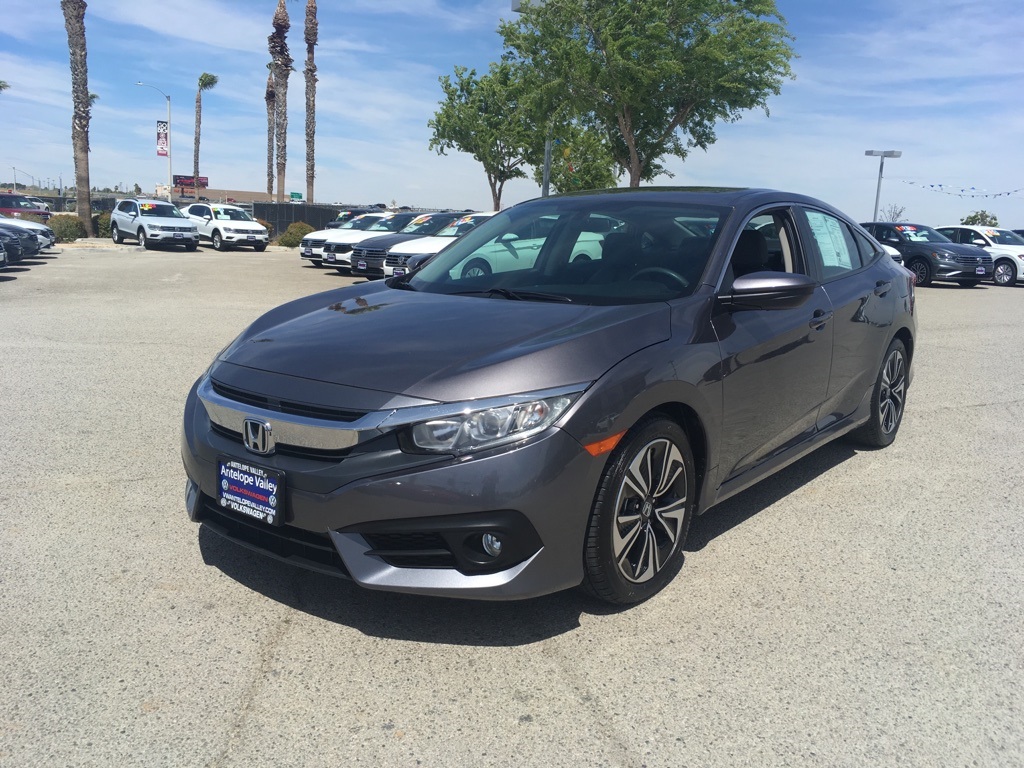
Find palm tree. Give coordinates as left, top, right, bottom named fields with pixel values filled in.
left=0, top=80, right=9, bottom=94
left=193, top=72, right=218, bottom=200
left=303, top=0, right=318, bottom=203
left=264, top=69, right=275, bottom=196
left=60, top=0, right=92, bottom=235
left=268, top=0, right=293, bottom=203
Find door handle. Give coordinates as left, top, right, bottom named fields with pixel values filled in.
left=809, top=308, right=832, bottom=331
left=874, top=280, right=892, bottom=296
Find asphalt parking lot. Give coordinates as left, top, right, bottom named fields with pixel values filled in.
left=1, top=243, right=1022, bottom=767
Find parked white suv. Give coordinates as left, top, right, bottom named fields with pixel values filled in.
left=935, top=224, right=1024, bottom=286
left=111, top=199, right=199, bottom=250
left=180, top=203, right=269, bottom=252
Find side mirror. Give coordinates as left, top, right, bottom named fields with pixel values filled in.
left=719, top=271, right=817, bottom=311
left=883, top=236, right=900, bottom=245
left=971, top=238, right=987, bottom=246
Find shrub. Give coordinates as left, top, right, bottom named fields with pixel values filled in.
left=256, top=218, right=274, bottom=237
left=277, top=221, right=314, bottom=248
left=49, top=214, right=89, bottom=243
left=92, top=211, right=111, bottom=239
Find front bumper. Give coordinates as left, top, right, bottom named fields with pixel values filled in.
left=181, top=380, right=599, bottom=599
left=147, top=231, right=200, bottom=245
left=322, top=247, right=353, bottom=268
left=934, top=256, right=992, bottom=281
left=223, top=232, right=269, bottom=247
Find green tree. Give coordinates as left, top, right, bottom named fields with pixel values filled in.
left=500, top=0, right=795, bottom=186
left=0, top=80, right=9, bottom=94
left=429, top=63, right=535, bottom=209
left=268, top=0, right=293, bottom=203
left=530, top=124, right=619, bottom=193
left=61, top=0, right=93, bottom=235
left=193, top=72, right=218, bottom=198
left=961, top=210, right=998, bottom=226
left=303, top=0, right=318, bottom=203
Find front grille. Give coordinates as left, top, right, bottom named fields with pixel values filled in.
left=198, top=494, right=349, bottom=578
left=352, top=247, right=388, bottom=259
left=210, top=422, right=351, bottom=461
left=362, top=532, right=456, bottom=568
left=955, top=254, right=992, bottom=266
left=210, top=379, right=367, bottom=423
left=301, top=238, right=326, bottom=249
left=384, top=255, right=408, bottom=267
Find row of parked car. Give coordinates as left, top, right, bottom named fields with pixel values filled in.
left=861, top=221, right=1024, bottom=287
left=0, top=212, right=57, bottom=271
left=108, top=198, right=270, bottom=251
left=299, top=210, right=498, bottom=277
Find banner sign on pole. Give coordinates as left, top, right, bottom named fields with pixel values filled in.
left=157, top=121, right=169, bottom=157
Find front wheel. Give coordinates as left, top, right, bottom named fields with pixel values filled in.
left=138, top=229, right=152, bottom=250
left=460, top=258, right=491, bottom=279
left=850, top=338, right=908, bottom=449
left=212, top=231, right=228, bottom=251
left=907, top=259, right=931, bottom=286
left=993, top=260, right=1017, bottom=286
left=253, top=243, right=267, bottom=252
left=582, top=416, right=695, bottom=604
left=111, top=223, right=123, bottom=244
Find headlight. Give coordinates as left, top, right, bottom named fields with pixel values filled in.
left=406, top=392, right=580, bottom=455
left=932, top=250, right=954, bottom=259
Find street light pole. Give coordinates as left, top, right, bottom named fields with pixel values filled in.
left=865, top=149, right=902, bottom=221
left=136, top=82, right=173, bottom=202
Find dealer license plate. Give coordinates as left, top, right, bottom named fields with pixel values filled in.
left=976, top=267, right=985, bottom=275
left=357, top=260, right=367, bottom=270
left=393, top=268, right=406, bottom=276
left=173, top=232, right=183, bottom=239
left=247, top=235, right=255, bottom=241
left=324, top=253, right=335, bottom=262
left=303, top=248, right=312, bottom=256
left=217, top=457, right=285, bottom=526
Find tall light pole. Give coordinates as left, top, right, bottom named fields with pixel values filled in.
left=865, top=149, right=901, bottom=221
left=136, top=82, right=173, bottom=202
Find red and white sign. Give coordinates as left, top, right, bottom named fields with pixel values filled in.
left=156, top=121, right=168, bottom=157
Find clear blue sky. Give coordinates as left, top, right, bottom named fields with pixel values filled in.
left=2, top=0, right=1022, bottom=225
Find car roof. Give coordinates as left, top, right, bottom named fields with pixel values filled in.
left=520, top=186, right=839, bottom=211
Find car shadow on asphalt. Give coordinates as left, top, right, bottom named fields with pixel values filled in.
left=685, top=439, right=858, bottom=551
left=197, top=439, right=860, bottom=645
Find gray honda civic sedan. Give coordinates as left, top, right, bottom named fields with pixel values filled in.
left=182, top=187, right=915, bottom=604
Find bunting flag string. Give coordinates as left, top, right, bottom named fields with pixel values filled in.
left=898, top=180, right=1024, bottom=199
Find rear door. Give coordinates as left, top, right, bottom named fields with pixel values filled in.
left=798, top=207, right=894, bottom=429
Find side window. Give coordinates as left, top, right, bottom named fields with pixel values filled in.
left=723, top=209, right=800, bottom=289
left=875, top=225, right=897, bottom=242
left=853, top=229, right=882, bottom=264
left=803, top=209, right=863, bottom=279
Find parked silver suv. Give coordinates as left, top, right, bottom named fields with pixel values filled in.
left=110, top=199, right=199, bottom=250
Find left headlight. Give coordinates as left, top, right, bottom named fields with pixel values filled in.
left=406, top=392, right=580, bottom=455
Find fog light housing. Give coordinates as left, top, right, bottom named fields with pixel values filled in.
left=481, top=533, right=503, bottom=558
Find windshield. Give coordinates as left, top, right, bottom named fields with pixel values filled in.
left=212, top=207, right=254, bottom=222
left=404, top=198, right=729, bottom=305
left=434, top=214, right=493, bottom=238
left=340, top=215, right=384, bottom=230
left=140, top=203, right=186, bottom=218
left=367, top=214, right=415, bottom=232
left=399, top=213, right=458, bottom=236
left=895, top=224, right=950, bottom=243
left=985, top=229, right=1024, bottom=246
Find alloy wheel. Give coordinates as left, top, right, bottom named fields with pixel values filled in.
left=993, top=262, right=1016, bottom=286
left=879, top=349, right=906, bottom=434
left=612, top=438, right=688, bottom=584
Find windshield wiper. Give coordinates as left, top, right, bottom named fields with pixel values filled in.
left=453, top=288, right=573, bottom=303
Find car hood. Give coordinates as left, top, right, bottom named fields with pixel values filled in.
left=215, top=282, right=671, bottom=402
left=388, top=235, right=458, bottom=256
left=324, top=229, right=395, bottom=244
left=353, top=233, right=425, bottom=251
left=922, top=242, right=989, bottom=256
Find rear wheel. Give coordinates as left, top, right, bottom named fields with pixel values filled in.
left=111, top=223, right=123, bottom=244
left=461, top=258, right=491, bottom=279
left=138, top=228, right=152, bottom=250
left=582, top=416, right=695, bottom=604
left=850, top=338, right=908, bottom=448
left=907, top=259, right=931, bottom=286
left=993, top=260, right=1017, bottom=286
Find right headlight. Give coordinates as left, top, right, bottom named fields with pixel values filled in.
left=404, top=391, right=581, bottom=455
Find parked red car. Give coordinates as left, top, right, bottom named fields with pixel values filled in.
left=0, top=193, right=51, bottom=222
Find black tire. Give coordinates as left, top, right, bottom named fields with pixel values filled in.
left=581, top=416, right=695, bottom=604
left=138, top=229, right=152, bottom=250
left=956, top=280, right=981, bottom=288
left=993, top=260, right=1017, bottom=286
left=461, top=258, right=492, bottom=279
left=850, top=338, right=908, bottom=449
left=111, top=223, right=123, bottom=244
left=184, top=243, right=198, bottom=252
left=335, top=268, right=349, bottom=275
left=907, top=259, right=931, bottom=286
left=212, top=230, right=228, bottom=251
left=253, top=243, right=267, bottom=252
